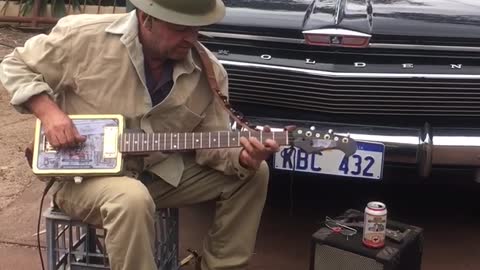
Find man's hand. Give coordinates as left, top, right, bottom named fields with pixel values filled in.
left=27, top=94, right=86, bottom=149
left=238, top=126, right=280, bottom=170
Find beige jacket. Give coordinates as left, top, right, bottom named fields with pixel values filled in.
left=0, top=11, right=254, bottom=187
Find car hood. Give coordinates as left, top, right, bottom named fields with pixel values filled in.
left=210, top=0, right=480, bottom=42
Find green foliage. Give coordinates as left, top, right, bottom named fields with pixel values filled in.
left=19, top=0, right=84, bottom=18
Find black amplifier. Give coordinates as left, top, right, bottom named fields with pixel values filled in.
left=310, top=209, right=423, bottom=270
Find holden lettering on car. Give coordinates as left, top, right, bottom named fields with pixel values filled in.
left=218, top=50, right=230, bottom=55
left=260, top=54, right=272, bottom=60
left=352, top=62, right=464, bottom=69
left=354, top=62, right=366, bottom=68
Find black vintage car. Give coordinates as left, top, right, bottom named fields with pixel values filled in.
left=199, top=0, right=480, bottom=181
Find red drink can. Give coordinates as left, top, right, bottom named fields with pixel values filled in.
left=363, top=201, right=387, bottom=248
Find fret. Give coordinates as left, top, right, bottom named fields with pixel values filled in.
left=200, top=132, right=203, bottom=149
left=133, top=133, right=140, bottom=152
left=218, top=132, right=220, bottom=147
left=145, top=133, right=148, bottom=151
left=227, top=132, right=230, bottom=147
left=230, top=132, right=235, bottom=146
left=175, top=133, right=179, bottom=149
left=272, top=132, right=275, bottom=142
left=155, top=133, right=159, bottom=151
left=143, top=133, right=146, bottom=151
left=128, top=133, right=131, bottom=152
left=164, top=133, right=166, bottom=151
left=170, top=133, right=173, bottom=150
left=150, top=133, right=153, bottom=151
left=148, top=133, right=151, bottom=151
left=192, top=133, right=195, bottom=149
left=184, top=132, right=187, bottom=150
left=131, top=133, right=134, bottom=152
left=212, top=132, right=217, bottom=147
left=151, top=133, right=154, bottom=151
left=136, top=133, right=139, bottom=151
left=209, top=132, right=211, bottom=148
left=137, top=133, right=140, bottom=152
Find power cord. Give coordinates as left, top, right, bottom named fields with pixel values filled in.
left=38, top=179, right=55, bottom=270
left=288, top=147, right=297, bottom=216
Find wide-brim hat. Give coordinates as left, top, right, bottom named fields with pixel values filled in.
left=129, top=0, right=226, bottom=26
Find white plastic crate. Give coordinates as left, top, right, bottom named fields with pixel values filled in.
left=44, top=207, right=179, bottom=270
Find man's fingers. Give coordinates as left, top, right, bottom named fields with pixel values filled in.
left=73, top=127, right=87, bottom=143
left=56, top=131, right=68, bottom=148
left=64, top=128, right=76, bottom=147
left=76, top=134, right=87, bottom=143
left=248, top=137, right=265, bottom=150
left=47, top=133, right=60, bottom=148
left=240, top=137, right=254, bottom=153
left=264, top=139, right=280, bottom=152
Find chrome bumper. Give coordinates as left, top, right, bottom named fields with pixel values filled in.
left=249, top=118, right=480, bottom=177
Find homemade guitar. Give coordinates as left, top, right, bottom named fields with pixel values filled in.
left=30, top=114, right=357, bottom=177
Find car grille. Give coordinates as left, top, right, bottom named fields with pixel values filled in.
left=224, top=65, right=480, bottom=117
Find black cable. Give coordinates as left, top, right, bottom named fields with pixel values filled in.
left=38, top=179, right=55, bottom=270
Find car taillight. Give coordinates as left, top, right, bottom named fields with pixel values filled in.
left=302, top=28, right=371, bottom=48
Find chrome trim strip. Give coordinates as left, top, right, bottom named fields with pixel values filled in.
left=302, top=28, right=371, bottom=38
left=199, top=31, right=305, bottom=44
left=200, top=31, right=480, bottom=52
left=221, top=60, right=480, bottom=79
left=369, top=43, right=480, bottom=53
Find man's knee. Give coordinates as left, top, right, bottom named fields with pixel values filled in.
left=103, top=179, right=156, bottom=217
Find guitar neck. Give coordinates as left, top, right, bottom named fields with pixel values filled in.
left=119, top=131, right=289, bottom=153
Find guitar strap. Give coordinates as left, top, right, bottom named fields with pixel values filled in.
left=193, top=42, right=255, bottom=132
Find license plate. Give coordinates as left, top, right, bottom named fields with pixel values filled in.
left=273, top=141, right=384, bottom=180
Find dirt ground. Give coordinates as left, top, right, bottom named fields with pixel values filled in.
left=0, top=26, right=43, bottom=211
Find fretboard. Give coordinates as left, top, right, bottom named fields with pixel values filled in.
left=119, top=131, right=288, bottom=153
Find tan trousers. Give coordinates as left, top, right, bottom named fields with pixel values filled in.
left=53, top=155, right=269, bottom=270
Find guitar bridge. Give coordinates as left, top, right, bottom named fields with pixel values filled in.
left=103, top=126, right=119, bottom=159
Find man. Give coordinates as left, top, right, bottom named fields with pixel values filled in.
left=0, top=0, right=279, bottom=269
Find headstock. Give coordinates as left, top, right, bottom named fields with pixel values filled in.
left=289, top=127, right=357, bottom=157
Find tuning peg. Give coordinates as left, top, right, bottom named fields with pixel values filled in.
left=310, top=126, right=316, bottom=131
left=328, top=129, right=333, bottom=134
left=342, top=137, right=349, bottom=143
